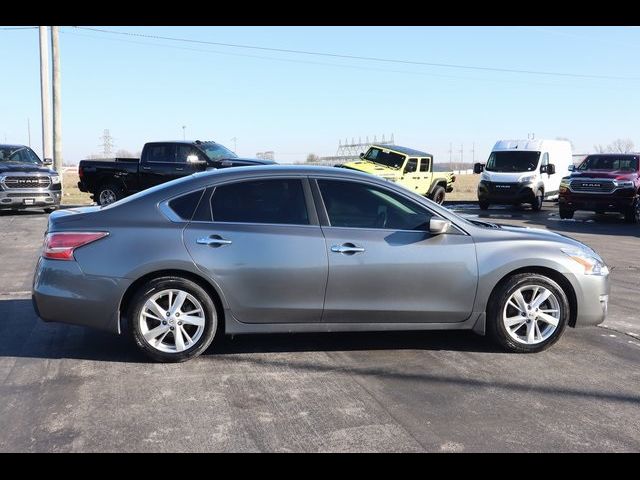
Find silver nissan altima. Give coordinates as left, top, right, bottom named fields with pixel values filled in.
left=32, top=165, right=610, bottom=362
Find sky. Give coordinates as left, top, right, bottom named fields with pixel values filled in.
left=1, top=26, right=639, bottom=164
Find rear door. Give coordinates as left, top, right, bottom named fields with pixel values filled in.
left=183, top=177, right=328, bottom=324
left=140, top=143, right=178, bottom=189
left=314, top=177, right=477, bottom=324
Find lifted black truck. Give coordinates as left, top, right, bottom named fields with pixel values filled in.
left=78, top=140, right=274, bottom=205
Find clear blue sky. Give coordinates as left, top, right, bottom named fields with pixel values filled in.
left=1, top=26, right=639, bottom=164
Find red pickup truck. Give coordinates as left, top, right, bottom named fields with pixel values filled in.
left=559, top=153, right=640, bottom=223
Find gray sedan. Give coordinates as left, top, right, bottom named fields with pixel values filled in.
left=32, top=166, right=610, bottom=362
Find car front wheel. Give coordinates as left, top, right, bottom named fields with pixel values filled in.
left=128, top=277, right=218, bottom=362
left=487, top=273, right=569, bottom=353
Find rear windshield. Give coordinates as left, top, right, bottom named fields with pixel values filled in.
left=578, top=155, right=638, bottom=172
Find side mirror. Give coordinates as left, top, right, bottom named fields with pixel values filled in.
left=429, top=217, right=451, bottom=235
left=220, top=160, right=234, bottom=168
left=568, top=164, right=575, bottom=172
left=359, top=152, right=365, bottom=159
left=43, top=158, right=53, bottom=166
left=541, top=164, right=556, bottom=175
left=473, top=163, right=484, bottom=174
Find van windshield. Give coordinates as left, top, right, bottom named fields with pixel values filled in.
left=485, top=151, right=540, bottom=173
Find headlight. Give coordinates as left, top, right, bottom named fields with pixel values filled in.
left=614, top=180, right=634, bottom=189
left=519, top=174, right=536, bottom=183
left=50, top=175, right=60, bottom=184
left=562, top=247, right=609, bottom=276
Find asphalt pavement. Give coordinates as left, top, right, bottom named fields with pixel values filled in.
left=0, top=205, right=638, bottom=452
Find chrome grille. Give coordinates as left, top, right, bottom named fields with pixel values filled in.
left=3, top=176, right=51, bottom=189
left=6, top=192, right=52, bottom=198
left=569, top=179, right=615, bottom=193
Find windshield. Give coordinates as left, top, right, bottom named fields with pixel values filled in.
left=0, top=146, right=41, bottom=165
left=485, top=151, right=540, bottom=173
left=578, top=155, right=638, bottom=172
left=362, top=147, right=405, bottom=169
left=199, top=142, right=238, bottom=162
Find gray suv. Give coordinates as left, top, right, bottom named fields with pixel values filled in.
left=32, top=166, right=610, bottom=362
left=0, top=144, right=61, bottom=212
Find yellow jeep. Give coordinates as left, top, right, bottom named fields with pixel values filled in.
left=340, top=144, right=455, bottom=204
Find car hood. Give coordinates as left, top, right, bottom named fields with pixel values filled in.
left=0, top=162, right=56, bottom=174
left=570, top=170, right=637, bottom=181
left=476, top=222, right=589, bottom=250
left=342, top=160, right=400, bottom=176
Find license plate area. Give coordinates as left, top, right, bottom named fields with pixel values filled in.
left=23, top=198, right=35, bottom=205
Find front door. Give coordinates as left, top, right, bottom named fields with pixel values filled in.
left=140, top=143, right=178, bottom=189
left=314, top=178, right=477, bottom=324
left=183, top=177, right=327, bottom=324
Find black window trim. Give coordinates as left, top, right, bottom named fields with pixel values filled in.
left=159, top=188, right=206, bottom=223
left=145, top=143, right=178, bottom=164
left=310, top=176, right=466, bottom=235
left=189, top=175, right=320, bottom=227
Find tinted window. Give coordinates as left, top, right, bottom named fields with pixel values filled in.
left=168, top=190, right=204, bottom=221
left=177, top=145, right=206, bottom=164
left=419, top=158, right=431, bottom=172
left=404, top=158, right=418, bottom=173
left=27, top=148, right=42, bottom=164
left=146, top=144, right=176, bottom=163
left=578, top=155, right=639, bottom=172
left=318, top=179, right=432, bottom=230
left=211, top=179, right=309, bottom=225
left=485, top=151, right=540, bottom=172
left=362, top=148, right=405, bottom=169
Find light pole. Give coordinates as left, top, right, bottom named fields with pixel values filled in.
left=39, top=26, right=52, bottom=161
left=182, top=125, right=186, bottom=140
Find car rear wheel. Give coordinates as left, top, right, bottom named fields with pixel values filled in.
left=559, top=207, right=574, bottom=219
left=531, top=190, right=543, bottom=211
left=487, top=273, right=569, bottom=353
left=128, top=277, right=218, bottom=362
left=97, top=183, right=124, bottom=206
left=430, top=185, right=446, bottom=205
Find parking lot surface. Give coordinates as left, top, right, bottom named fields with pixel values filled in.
left=0, top=205, right=639, bottom=452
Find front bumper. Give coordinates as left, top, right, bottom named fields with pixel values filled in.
left=566, top=271, right=610, bottom=327
left=0, top=186, right=61, bottom=209
left=477, top=180, right=537, bottom=204
left=32, top=257, right=132, bottom=334
left=559, top=191, right=637, bottom=213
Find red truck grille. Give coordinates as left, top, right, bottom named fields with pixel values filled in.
left=569, top=179, right=615, bottom=193
left=3, top=176, right=51, bottom=189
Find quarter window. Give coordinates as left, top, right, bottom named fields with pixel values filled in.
left=210, top=179, right=309, bottom=225
left=168, top=189, right=204, bottom=221
left=318, top=179, right=432, bottom=230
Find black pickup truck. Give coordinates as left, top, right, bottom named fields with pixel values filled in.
left=78, top=140, right=274, bottom=205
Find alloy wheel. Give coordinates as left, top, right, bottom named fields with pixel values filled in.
left=502, top=285, right=561, bottom=345
left=99, top=189, right=117, bottom=205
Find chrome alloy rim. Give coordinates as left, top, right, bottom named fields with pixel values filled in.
left=99, top=189, right=117, bottom=205
left=502, top=285, right=561, bottom=345
left=139, top=289, right=206, bottom=353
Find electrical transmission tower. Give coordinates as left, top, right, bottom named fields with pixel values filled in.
left=99, top=129, right=115, bottom=157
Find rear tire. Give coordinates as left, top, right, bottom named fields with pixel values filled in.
left=479, top=201, right=490, bottom=210
left=487, top=273, right=569, bottom=353
left=559, top=207, right=574, bottom=219
left=429, top=185, right=446, bottom=205
left=128, top=276, right=218, bottom=363
left=531, top=190, right=543, bottom=211
left=96, top=183, right=124, bottom=206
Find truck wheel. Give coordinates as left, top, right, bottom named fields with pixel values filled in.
left=430, top=186, right=446, bottom=205
left=479, top=201, right=490, bottom=210
left=531, top=190, right=543, bottom=211
left=559, top=207, right=574, bottom=220
left=487, top=273, right=570, bottom=353
left=97, top=183, right=124, bottom=206
left=624, top=201, right=640, bottom=224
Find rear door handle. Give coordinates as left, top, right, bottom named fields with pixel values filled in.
left=197, top=235, right=232, bottom=247
left=331, top=243, right=365, bottom=254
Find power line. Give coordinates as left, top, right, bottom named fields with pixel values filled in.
left=73, top=26, right=639, bottom=82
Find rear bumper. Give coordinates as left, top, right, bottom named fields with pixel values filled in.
left=477, top=180, right=536, bottom=204
left=32, top=257, right=131, bottom=334
left=559, top=192, right=637, bottom=212
left=77, top=181, right=89, bottom=193
left=0, top=188, right=61, bottom=209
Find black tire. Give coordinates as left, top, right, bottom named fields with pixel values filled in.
left=478, top=201, right=490, bottom=210
left=430, top=185, right=446, bottom=205
left=96, top=182, right=125, bottom=206
left=44, top=207, right=57, bottom=214
left=530, top=190, right=543, bottom=211
left=624, top=201, right=640, bottom=224
left=487, top=273, right=570, bottom=353
left=128, top=276, right=218, bottom=363
left=559, top=207, right=574, bottom=220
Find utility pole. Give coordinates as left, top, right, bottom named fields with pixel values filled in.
left=449, top=142, right=452, bottom=171
left=39, top=26, right=52, bottom=161
left=51, top=26, right=62, bottom=172
left=27, top=118, right=31, bottom=147
left=459, top=143, right=464, bottom=171
left=100, top=129, right=115, bottom=157
left=182, top=125, right=186, bottom=140
left=231, top=137, right=237, bottom=153
left=471, top=142, right=475, bottom=164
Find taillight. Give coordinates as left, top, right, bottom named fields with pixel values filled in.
left=43, top=232, right=109, bottom=261
left=78, top=166, right=84, bottom=180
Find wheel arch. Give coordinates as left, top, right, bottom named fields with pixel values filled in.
left=428, top=177, right=448, bottom=195
left=118, top=268, right=226, bottom=334
left=488, top=266, right=578, bottom=328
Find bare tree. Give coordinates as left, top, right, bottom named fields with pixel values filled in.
left=593, top=144, right=607, bottom=153
left=608, top=138, right=635, bottom=153
left=116, top=149, right=135, bottom=158
left=306, top=153, right=320, bottom=163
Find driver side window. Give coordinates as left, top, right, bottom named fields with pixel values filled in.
left=317, top=179, right=433, bottom=230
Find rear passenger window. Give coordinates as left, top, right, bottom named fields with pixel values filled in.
left=211, top=179, right=309, bottom=225
left=168, top=190, right=204, bottom=221
left=419, top=158, right=431, bottom=172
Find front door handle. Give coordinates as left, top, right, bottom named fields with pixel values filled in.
left=331, top=243, right=365, bottom=254
left=175, top=167, right=184, bottom=171
left=197, top=235, right=232, bottom=247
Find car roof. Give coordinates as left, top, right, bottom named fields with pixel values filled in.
left=584, top=153, right=639, bottom=157
left=372, top=144, right=432, bottom=157
left=0, top=144, right=28, bottom=149
left=192, top=164, right=375, bottom=181
left=145, top=140, right=221, bottom=146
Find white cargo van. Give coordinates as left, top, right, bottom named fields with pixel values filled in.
left=473, top=139, right=573, bottom=210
